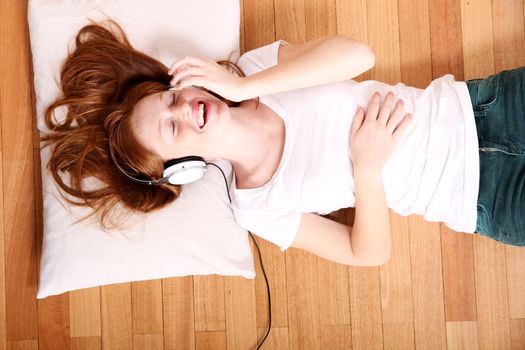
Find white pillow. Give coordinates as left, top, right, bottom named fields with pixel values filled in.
left=28, top=0, right=255, bottom=299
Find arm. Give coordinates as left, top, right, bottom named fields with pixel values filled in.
left=291, top=93, right=412, bottom=266
left=243, top=36, right=375, bottom=99
left=291, top=174, right=390, bottom=266
left=167, top=35, right=375, bottom=102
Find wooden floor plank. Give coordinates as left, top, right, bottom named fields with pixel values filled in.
left=193, top=275, right=226, bottom=332
left=505, top=246, right=525, bottom=319
left=428, top=0, right=465, bottom=79
left=491, top=0, right=525, bottom=71
left=2, top=0, right=39, bottom=341
left=6, top=340, right=38, bottom=350
left=285, top=249, right=320, bottom=350
left=243, top=0, right=275, bottom=51
left=367, top=0, right=401, bottom=83
left=162, top=276, right=195, bottom=350
left=305, top=0, right=337, bottom=40
left=317, top=260, right=350, bottom=326
left=70, top=337, right=102, bottom=350
left=0, top=14, right=7, bottom=346
left=132, top=334, right=163, bottom=350
left=195, top=331, right=227, bottom=350
left=224, top=276, right=257, bottom=350
left=446, top=321, right=479, bottom=350
left=70, top=336, right=101, bottom=350
left=131, top=280, right=163, bottom=334
left=257, top=327, right=289, bottom=350
left=252, top=239, right=288, bottom=329
left=460, top=0, right=495, bottom=79
left=70, top=287, right=101, bottom=337
left=37, top=293, right=70, bottom=350
left=383, top=322, right=415, bottom=350
left=409, top=216, right=447, bottom=349
left=349, top=266, right=383, bottom=350
left=398, top=0, right=432, bottom=88
left=510, top=319, right=525, bottom=350
left=441, top=229, right=477, bottom=321
left=473, top=237, right=511, bottom=350
left=320, top=324, right=352, bottom=350
left=274, top=0, right=307, bottom=44
left=101, top=283, right=133, bottom=350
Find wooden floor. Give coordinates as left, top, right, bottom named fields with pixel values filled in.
left=1, top=0, right=525, bottom=349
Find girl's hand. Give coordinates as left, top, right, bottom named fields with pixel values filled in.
left=350, top=92, right=412, bottom=176
left=168, top=56, right=247, bottom=102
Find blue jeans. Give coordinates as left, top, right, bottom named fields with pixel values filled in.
left=466, top=67, right=525, bottom=246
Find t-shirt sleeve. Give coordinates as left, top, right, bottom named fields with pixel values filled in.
left=232, top=207, right=301, bottom=251
left=237, top=40, right=290, bottom=76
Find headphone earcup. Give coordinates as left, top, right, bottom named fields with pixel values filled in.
left=163, top=156, right=207, bottom=185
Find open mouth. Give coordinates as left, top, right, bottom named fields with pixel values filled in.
left=197, top=101, right=207, bottom=128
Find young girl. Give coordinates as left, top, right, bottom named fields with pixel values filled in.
left=42, top=21, right=524, bottom=268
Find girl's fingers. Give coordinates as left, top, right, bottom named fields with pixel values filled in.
left=350, top=106, right=365, bottom=138
left=392, top=113, right=413, bottom=141
left=365, top=92, right=381, bottom=124
left=168, top=56, right=207, bottom=75
left=386, top=99, right=405, bottom=132
left=177, top=76, right=206, bottom=90
left=170, top=67, right=207, bottom=86
left=378, top=92, right=395, bottom=124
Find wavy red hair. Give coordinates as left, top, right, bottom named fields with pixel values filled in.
left=41, top=20, right=245, bottom=230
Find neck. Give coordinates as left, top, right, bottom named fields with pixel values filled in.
left=218, top=99, right=281, bottom=187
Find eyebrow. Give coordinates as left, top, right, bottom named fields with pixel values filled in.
left=157, top=93, right=167, bottom=142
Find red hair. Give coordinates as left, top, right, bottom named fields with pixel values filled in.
left=41, top=20, right=245, bottom=230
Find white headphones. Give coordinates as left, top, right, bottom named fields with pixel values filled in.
left=109, top=143, right=207, bottom=185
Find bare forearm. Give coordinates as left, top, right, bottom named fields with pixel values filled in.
left=351, top=170, right=392, bottom=264
left=243, top=36, right=375, bottom=99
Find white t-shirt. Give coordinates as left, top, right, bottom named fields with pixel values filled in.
left=232, top=40, right=479, bottom=250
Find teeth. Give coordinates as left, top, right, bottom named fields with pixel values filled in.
left=198, top=102, right=205, bottom=127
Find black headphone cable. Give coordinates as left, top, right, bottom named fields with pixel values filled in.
left=207, top=162, right=272, bottom=350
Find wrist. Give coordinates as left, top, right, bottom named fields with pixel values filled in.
left=353, top=167, right=383, bottom=181
left=241, top=75, right=258, bottom=100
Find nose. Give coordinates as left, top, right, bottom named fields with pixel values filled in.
left=169, top=95, right=194, bottom=127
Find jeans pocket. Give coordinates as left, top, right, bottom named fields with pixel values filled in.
left=468, top=72, right=504, bottom=114
left=475, top=204, right=493, bottom=236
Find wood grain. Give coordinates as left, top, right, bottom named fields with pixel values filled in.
left=428, top=0, right=464, bottom=79
left=131, top=280, right=163, bottom=334
left=446, top=321, right=479, bottom=350
left=162, top=276, right=195, bottom=350
left=510, top=319, right=525, bottom=350
left=243, top=0, right=275, bottom=51
left=193, top=275, right=226, bottom=332
left=409, top=216, right=447, bottom=349
left=383, top=322, right=415, bottom=350
left=349, top=266, right=383, bottom=350
left=70, top=287, right=101, bottom=337
left=473, top=237, right=511, bottom=350
left=101, top=283, right=133, bottom=350
left=2, top=0, right=39, bottom=342
left=224, top=276, right=257, bottom=349
left=257, top=326, right=289, bottom=350
left=285, top=249, right=320, bottom=350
